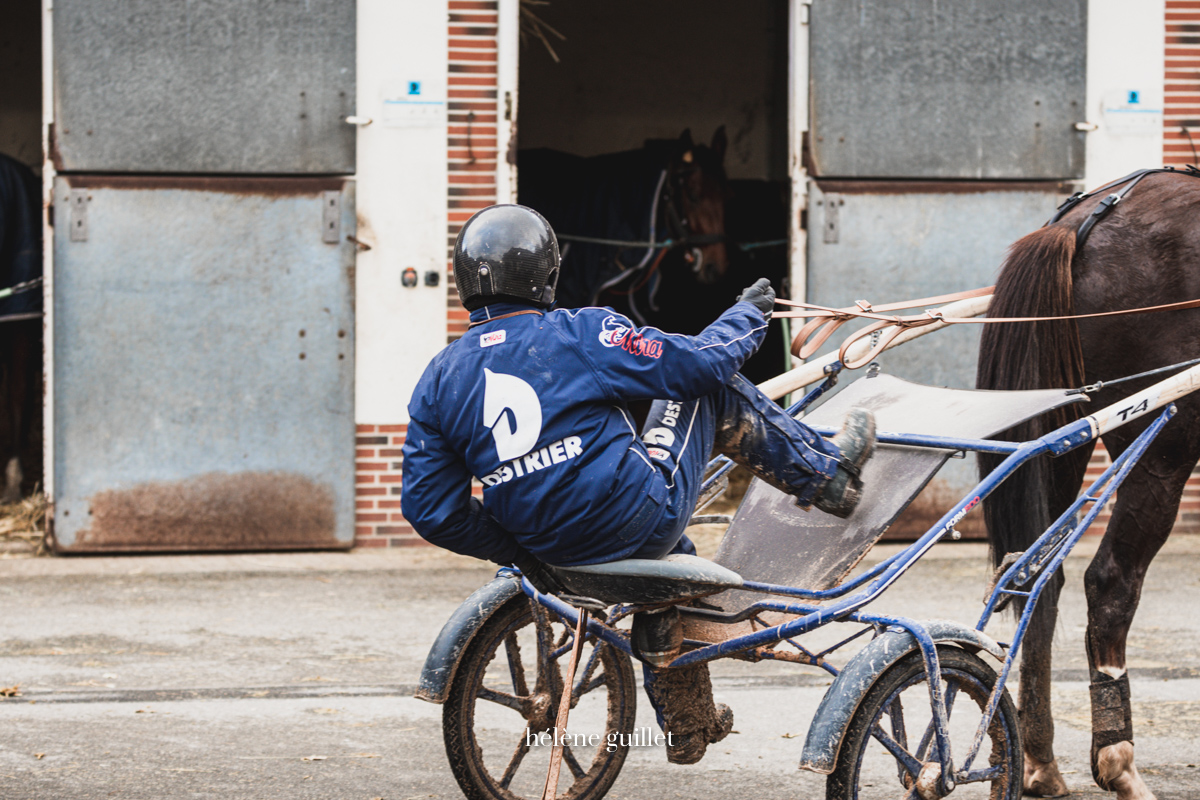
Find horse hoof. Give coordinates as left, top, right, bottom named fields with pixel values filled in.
left=1095, top=742, right=1157, bottom=800
left=1024, top=754, right=1071, bottom=797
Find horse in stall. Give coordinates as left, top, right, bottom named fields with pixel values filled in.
left=976, top=167, right=1200, bottom=800
left=518, top=127, right=790, bottom=384
left=0, top=153, right=43, bottom=504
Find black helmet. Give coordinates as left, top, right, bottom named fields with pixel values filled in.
left=453, top=204, right=560, bottom=311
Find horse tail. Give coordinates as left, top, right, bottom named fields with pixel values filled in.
left=976, top=224, right=1087, bottom=568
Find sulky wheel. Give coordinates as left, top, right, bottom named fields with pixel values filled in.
left=443, top=597, right=637, bottom=800
left=827, top=644, right=1022, bottom=800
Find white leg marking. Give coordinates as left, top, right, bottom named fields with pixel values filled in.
left=1098, top=665, right=1127, bottom=679
left=1096, top=741, right=1156, bottom=800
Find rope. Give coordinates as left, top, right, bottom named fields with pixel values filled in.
left=1067, top=356, right=1200, bottom=396
left=0, top=276, right=43, bottom=301
left=556, top=232, right=778, bottom=251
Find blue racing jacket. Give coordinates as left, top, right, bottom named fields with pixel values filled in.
left=400, top=300, right=768, bottom=566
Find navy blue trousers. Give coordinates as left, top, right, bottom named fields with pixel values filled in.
left=630, top=373, right=840, bottom=560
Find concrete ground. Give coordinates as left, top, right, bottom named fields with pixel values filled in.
left=0, top=534, right=1197, bottom=800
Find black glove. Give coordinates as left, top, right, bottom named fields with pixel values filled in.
left=738, top=277, right=775, bottom=319
left=513, top=551, right=566, bottom=595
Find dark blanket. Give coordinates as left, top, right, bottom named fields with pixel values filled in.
left=0, top=154, right=42, bottom=318
left=518, top=146, right=670, bottom=309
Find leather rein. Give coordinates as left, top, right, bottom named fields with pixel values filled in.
left=781, top=166, right=1200, bottom=370
left=777, top=290, right=1200, bottom=371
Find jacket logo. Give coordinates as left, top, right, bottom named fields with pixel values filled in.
left=482, top=369, right=542, bottom=461
left=643, top=427, right=675, bottom=447
left=479, top=330, right=506, bottom=348
left=598, top=315, right=663, bottom=359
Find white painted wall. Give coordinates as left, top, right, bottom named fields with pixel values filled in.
left=1084, top=0, right=1165, bottom=188
left=354, top=0, right=449, bottom=424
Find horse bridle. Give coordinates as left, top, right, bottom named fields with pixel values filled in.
left=659, top=160, right=725, bottom=273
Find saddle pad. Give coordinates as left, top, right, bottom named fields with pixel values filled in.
left=710, top=373, right=1083, bottom=613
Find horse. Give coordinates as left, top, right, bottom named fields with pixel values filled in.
left=976, top=168, right=1200, bottom=800
left=518, top=127, right=730, bottom=314
left=518, top=127, right=790, bottom=384
left=0, top=153, right=43, bottom=504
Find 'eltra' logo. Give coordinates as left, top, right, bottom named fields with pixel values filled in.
left=482, top=369, right=543, bottom=462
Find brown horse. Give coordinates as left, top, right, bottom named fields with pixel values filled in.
left=518, top=128, right=730, bottom=322
left=977, top=169, right=1200, bottom=800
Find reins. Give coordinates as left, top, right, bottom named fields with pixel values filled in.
left=777, top=291, right=1200, bottom=370
left=781, top=165, right=1200, bottom=370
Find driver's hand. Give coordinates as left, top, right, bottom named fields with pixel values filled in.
left=738, top=278, right=775, bottom=319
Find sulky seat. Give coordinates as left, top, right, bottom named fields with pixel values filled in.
left=547, top=554, right=744, bottom=605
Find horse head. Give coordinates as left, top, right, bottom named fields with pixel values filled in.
left=666, top=127, right=729, bottom=283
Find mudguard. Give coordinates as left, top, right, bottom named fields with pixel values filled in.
left=415, top=574, right=524, bottom=704
left=799, top=620, right=1006, bottom=774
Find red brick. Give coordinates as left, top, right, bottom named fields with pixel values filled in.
left=377, top=525, right=416, bottom=535
left=380, top=475, right=404, bottom=484
left=356, top=500, right=375, bottom=510
left=355, top=537, right=388, bottom=549
left=378, top=500, right=403, bottom=509
left=379, top=424, right=407, bottom=433
left=359, top=513, right=388, bottom=523
left=380, top=448, right=405, bottom=457
left=358, top=462, right=387, bottom=471
left=356, top=449, right=375, bottom=459
left=449, top=38, right=497, bottom=49
left=355, top=474, right=376, bottom=483
left=356, top=424, right=376, bottom=433
left=356, top=486, right=386, bottom=496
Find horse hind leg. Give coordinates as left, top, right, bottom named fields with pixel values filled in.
left=1083, top=452, right=1191, bottom=800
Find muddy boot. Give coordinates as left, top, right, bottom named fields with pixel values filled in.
left=644, top=663, right=734, bottom=765
left=811, top=407, right=877, bottom=519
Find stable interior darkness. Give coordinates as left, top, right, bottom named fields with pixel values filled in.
left=517, top=0, right=789, bottom=182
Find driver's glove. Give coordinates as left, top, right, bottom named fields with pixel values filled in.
left=738, top=277, right=775, bottom=320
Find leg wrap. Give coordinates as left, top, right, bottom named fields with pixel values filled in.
left=1089, top=672, right=1133, bottom=750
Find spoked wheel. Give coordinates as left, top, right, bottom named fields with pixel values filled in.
left=443, top=597, right=637, bottom=800
left=827, top=645, right=1022, bottom=800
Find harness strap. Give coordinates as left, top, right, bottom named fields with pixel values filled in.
left=776, top=286, right=995, bottom=362
left=1048, top=165, right=1200, bottom=247
left=776, top=293, right=1200, bottom=370
left=779, top=165, right=1200, bottom=369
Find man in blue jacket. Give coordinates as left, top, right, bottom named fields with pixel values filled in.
left=402, top=204, right=876, bottom=762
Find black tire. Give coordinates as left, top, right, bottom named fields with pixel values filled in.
left=443, top=597, right=637, bottom=800
left=827, top=644, right=1022, bottom=800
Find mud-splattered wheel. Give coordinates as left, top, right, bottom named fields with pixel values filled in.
left=827, top=645, right=1022, bottom=800
left=443, top=598, right=637, bottom=800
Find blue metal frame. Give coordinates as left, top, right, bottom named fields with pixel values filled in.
left=508, top=395, right=1179, bottom=789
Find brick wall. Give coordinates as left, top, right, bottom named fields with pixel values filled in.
left=1165, top=1, right=1200, bottom=167
left=354, top=0, right=501, bottom=548
left=447, top=0, right=501, bottom=343
left=355, top=424, right=418, bottom=547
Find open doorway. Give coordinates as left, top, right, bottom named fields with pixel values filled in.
left=515, top=0, right=792, bottom=384
left=0, top=0, right=44, bottom=503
